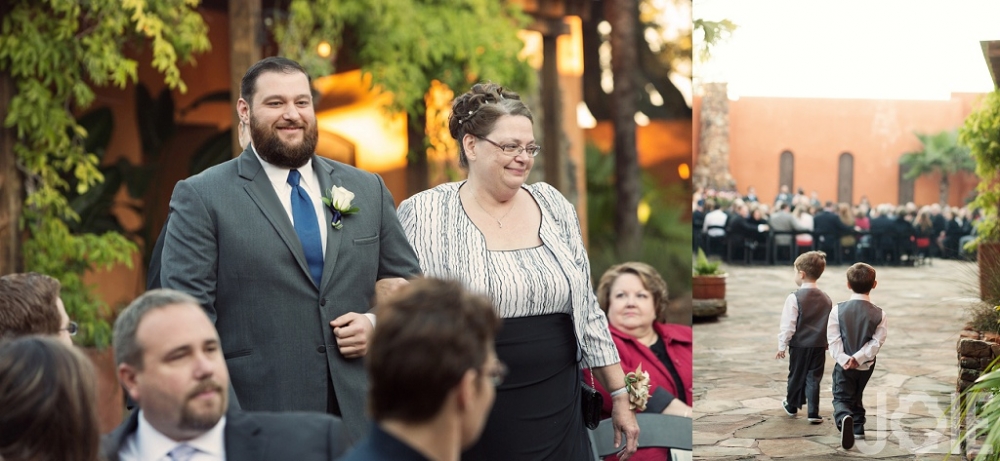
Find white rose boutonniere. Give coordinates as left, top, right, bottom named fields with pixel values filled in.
left=321, top=186, right=360, bottom=230
left=624, top=363, right=651, bottom=412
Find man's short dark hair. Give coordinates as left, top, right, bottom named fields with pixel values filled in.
left=794, top=251, right=826, bottom=281
left=240, top=56, right=311, bottom=105
left=0, top=273, right=61, bottom=338
left=113, top=289, right=203, bottom=370
left=846, top=263, right=877, bottom=294
left=367, top=278, right=500, bottom=423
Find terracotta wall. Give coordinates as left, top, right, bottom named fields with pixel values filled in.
left=693, top=93, right=985, bottom=207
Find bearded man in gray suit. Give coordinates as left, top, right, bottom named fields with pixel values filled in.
left=160, top=57, right=420, bottom=443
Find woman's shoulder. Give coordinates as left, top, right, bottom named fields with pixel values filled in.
left=401, top=182, right=462, bottom=206
left=655, top=322, right=693, bottom=344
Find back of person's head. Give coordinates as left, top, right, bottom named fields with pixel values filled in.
left=368, top=278, right=501, bottom=425
left=597, top=262, right=670, bottom=323
left=0, top=336, right=99, bottom=461
left=0, top=272, right=62, bottom=338
left=846, top=263, right=877, bottom=294
left=794, top=251, right=826, bottom=281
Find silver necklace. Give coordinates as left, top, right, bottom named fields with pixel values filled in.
left=472, top=191, right=516, bottom=228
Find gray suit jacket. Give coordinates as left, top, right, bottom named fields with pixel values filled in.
left=160, top=148, right=420, bottom=442
left=768, top=211, right=805, bottom=246
left=101, top=409, right=349, bottom=461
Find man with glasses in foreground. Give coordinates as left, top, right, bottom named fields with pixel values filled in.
left=340, top=278, right=503, bottom=461
left=0, top=272, right=75, bottom=347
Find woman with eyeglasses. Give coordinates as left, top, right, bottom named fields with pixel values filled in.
left=398, top=83, right=639, bottom=460
left=0, top=336, right=101, bottom=461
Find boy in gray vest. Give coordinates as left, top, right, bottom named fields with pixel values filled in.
left=775, top=251, right=833, bottom=424
left=827, top=263, right=887, bottom=450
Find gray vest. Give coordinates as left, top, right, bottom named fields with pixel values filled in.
left=789, top=288, right=833, bottom=348
left=837, top=299, right=883, bottom=359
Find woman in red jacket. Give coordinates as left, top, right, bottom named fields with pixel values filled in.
left=588, top=262, right=693, bottom=461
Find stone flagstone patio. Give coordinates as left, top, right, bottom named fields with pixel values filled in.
left=693, top=258, right=979, bottom=460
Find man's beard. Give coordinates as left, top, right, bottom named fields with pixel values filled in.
left=250, top=112, right=319, bottom=169
left=179, top=380, right=227, bottom=431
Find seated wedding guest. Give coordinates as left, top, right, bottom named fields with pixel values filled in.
left=0, top=272, right=75, bottom=346
left=793, top=205, right=814, bottom=248
left=340, top=278, right=501, bottom=461
left=0, top=336, right=100, bottom=461
left=102, top=289, right=348, bottom=461
left=586, top=262, right=692, bottom=461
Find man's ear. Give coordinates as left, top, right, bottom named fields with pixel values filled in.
left=237, top=98, right=250, bottom=123
left=455, top=369, right=479, bottom=412
left=118, top=363, right=141, bottom=403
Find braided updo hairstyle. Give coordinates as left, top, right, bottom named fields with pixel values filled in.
left=448, top=83, right=534, bottom=169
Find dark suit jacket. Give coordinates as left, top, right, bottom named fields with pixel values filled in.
left=813, top=210, right=852, bottom=248
left=869, top=216, right=896, bottom=247
left=159, top=148, right=420, bottom=442
left=101, top=409, right=349, bottom=461
left=338, top=424, right=430, bottom=461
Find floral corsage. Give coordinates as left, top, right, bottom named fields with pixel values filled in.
left=624, top=363, right=652, bottom=411
left=322, top=186, right=360, bottom=230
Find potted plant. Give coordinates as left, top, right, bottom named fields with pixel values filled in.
left=693, top=248, right=726, bottom=300
left=959, top=90, right=1000, bottom=301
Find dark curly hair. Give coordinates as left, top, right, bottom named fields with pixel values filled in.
left=448, top=82, right=533, bottom=168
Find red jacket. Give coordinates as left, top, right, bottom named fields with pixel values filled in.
left=584, top=322, right=693, bottom=461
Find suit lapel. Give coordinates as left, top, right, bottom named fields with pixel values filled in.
left=314, top=158, right=344, bottom=292
left=238, top=149, right=313, bottom=283
left=223, top=410, right=263, bottom=460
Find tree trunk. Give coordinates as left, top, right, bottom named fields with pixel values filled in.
left=0, top=72, right=21, bottom=274
left=695, top=82, right=734, bottom=191
left=940, top=174, right=949, bottom=206
left=605, top=0, right=641, bottom=258
left=407, top=102, right=429, bottom=197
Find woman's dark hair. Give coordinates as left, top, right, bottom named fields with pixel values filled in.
left=448, top=82, right=533, bottom=168
left=0, top=336, right=100, bottom=461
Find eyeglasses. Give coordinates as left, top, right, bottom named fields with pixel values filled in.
left=484, top=361, right=509, bottom=387
left=62, top=321, right=78, bottom=336
left=477, top=136, right=541, bottom=158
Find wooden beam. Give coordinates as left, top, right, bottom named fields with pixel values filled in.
left=0, top=72, right=22, bottom=273
left=229, top=0, right=261, bottom=156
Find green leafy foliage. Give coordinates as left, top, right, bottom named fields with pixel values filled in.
left=0, top=0, right=209, bottom=347
left=959, top=91, right=1000, bottom=245
left=694, top=248, right=722, bottom=276
left=898, top=129, right=974, bottom=205
left=957, top=356, right=1000, bottom=460
left=586, top=143, right=691, bottom=297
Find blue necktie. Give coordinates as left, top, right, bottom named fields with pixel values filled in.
left=287, top=169, right=323, bottom=287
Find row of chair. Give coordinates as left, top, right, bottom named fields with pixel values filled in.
left=697, top=229, right=932, bottom=267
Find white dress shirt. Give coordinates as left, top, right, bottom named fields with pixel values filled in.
left=827, top=293, right=888, bottom=370
left=252, top=145, right=328, bottom=255
left=118, top=411, right=226, bottom=461
left=776, top=282, right=817, bottom=352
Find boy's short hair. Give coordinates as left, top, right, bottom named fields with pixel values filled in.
left=794, top=251, right=827, bottom=281
left=846, top=263, right=877, bottom=293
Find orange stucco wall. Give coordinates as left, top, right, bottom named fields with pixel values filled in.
left=693, top=93, right=985, bottom=207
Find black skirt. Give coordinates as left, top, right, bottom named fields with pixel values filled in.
left=462, top=313, right=593, bottom=460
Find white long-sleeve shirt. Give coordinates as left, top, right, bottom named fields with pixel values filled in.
left=776, top=282, right=817, bottom=352
left=827, top=293, right=887, bottom=370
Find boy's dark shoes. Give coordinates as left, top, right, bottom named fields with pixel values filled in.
left=807, top=414, right=823, bottom=424
left=782, top=400, right=797, bottom=416
left=854, top=428, right=865, bottom=440
left=840, top=415, right=855, bottom=449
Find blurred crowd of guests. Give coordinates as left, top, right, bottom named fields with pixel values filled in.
left=694, top=185, right=981, bottom=265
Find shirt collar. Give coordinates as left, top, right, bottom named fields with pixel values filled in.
left=800, top=282, right=817, bottom=289
left=849, top=292, right=871, bottom=302
left=251, top=142, right=316, bottom=190
left=136, top=410, right=226, bottom=460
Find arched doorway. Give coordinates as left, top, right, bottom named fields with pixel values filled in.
left=779, top=150, right=794, bottom=194
left=838, top=152, right=854, bottom=204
